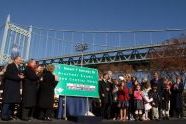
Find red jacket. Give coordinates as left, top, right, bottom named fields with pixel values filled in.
left=117, top=86, right=130, bottom=101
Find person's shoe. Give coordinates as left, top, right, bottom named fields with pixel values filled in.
left=22, top=117, right=31, bottom=121
left=139, top=115, right=144, bottom=121
left=130, top=115, right=135, bottom=121
left=112, top=117, right=116, bottom=120
left=166, top=116, right=169, bottom=120
left=145, top=118, right=150, bottom=121
left=1, top=118, right=12, bottom=121
left=10, top=116, right=17, bottom=120
left=38, top=116, right=45, bottom=120
left=135, top=119, right=139, bottom=121
left=155, top=119, right=160, bottom=121
left=134, top=114, right=139, bottom=121
left=45, top=117, right=52, bottom=121
left=22, top=119, right=30, bottom=121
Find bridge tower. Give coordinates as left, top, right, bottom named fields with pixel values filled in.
left=0, top=15, right=32, bottom=65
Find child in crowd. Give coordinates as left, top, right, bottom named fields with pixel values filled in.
left=117, top=79, right=130, bottom=121
left=162, top=84, right=171, bottom=120
left=126, top=74, right=135, bottom=121
left=142, top=83, right=153, bottom=121
left=149, top=85, right=160, bottom=120
left=133, top=84, right=144, bottom=121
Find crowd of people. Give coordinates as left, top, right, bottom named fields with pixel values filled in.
left=97, top=71, right=185, bottom=121
left=0, top=56, right=58, bottom=121
left=0, top=56, right=185, bottom=122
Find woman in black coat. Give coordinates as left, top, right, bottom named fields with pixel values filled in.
left=22, top=59, right=39, bottom=121
left=38, top=64, right=58, bottom=121
left=171, top=76, right=184, bottom=118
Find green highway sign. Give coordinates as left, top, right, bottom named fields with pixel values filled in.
left=54, top=64, right=99, bottom=98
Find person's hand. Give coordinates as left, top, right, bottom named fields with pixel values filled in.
left=106, top=88, right=110, bottom=91
left=102, top=94, right=105, bottom=97
left=2, top=68, right=6, bottom=73
left=18, top=74, right=24, bottom=79
left=40, top=77, right=43, bottom=81
left=99, top=99, right=102, bottom=106
left=55, top=75, right=59, bottom=81
left=174, top=84, right=178, bottom=89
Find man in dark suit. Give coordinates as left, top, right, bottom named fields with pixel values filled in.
left=150, top=72, right=163, bottom=95
left=1, top=56, right=24, bottom=121
left=150, top=72, right=163, bottom=120
left=22, top=59, right=39, bottom=121
left=99, top=73, right=112, bottom=119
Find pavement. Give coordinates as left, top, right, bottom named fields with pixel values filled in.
left=0, top=118, right=185, bottom=124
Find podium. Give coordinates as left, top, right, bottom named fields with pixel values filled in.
left=57, top=96, right=101, bottom=123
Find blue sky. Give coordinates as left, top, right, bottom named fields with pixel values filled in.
left=0, top=0, right=186, bottom=59
left=0, top=0, right=186, bottom=30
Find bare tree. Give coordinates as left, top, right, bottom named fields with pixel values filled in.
left=150, top=36, right=186, bottom=85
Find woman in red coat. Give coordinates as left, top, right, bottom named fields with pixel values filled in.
left=117, top=80, right=130, bottom=121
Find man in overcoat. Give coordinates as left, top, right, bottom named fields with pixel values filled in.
left=22, top=59, right=39, bottom=121
left=1, top=56, right=24, bottom=121
left=99, top=73, right=112, bottom=119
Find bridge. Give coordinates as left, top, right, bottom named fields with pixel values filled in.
left=0, top=15, right=186, bottom=66
left=37, top=44, right=163, bottom=66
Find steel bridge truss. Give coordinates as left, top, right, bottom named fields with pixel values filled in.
left=37, top=44, right=164, bottom=66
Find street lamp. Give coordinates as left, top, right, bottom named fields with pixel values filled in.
left=75, top=43, right=88, bottom=66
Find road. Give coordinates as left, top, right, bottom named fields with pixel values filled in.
left=0, top=118, right=185, bottom=124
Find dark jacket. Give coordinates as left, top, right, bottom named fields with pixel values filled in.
left=150, top=78, right=164, bottom=96
left=38, top=71, right=58, bottom=109
left=171, top=83, right=184, bottom=109
left=22, top=66, right=39, bottom=107
left=111, top=83, right=118, bottom=102
left=2, top=63, right=22, bottom=103
left=99, top=80, right=112, bottom=104
left=162, top=89, right=171, bottom=110
left=149, top=90, right=161, bottom=107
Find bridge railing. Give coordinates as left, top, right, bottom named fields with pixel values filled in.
left=28, top=27, right=186, bottom=60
